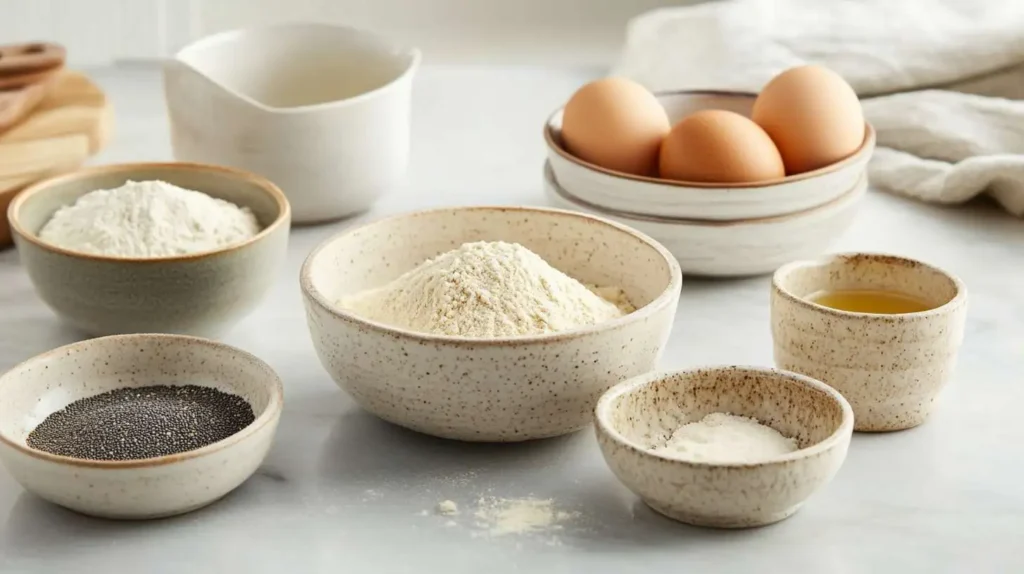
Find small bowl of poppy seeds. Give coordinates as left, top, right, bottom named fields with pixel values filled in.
left=0, top=333, right=283, bottom=520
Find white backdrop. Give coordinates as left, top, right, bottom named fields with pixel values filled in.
left=0, top=0, right=699, bottom=66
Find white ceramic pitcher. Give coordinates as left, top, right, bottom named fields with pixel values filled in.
left=163, top=23, right=420, bottom=223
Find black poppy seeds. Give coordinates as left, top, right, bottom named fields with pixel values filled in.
left=26, top=385, right=256, bottom=461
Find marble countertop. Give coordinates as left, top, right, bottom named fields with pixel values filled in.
left=0, top=65, right=1021, bottom=573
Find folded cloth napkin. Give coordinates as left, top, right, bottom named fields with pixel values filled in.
left=612, top=0, right=1024, bottom=216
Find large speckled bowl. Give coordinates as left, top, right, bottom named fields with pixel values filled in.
left=8, top=162, right=291, bottom=337
left=0, top=334, right=284, bottom=519
left=772, top=252, right=968, bottom=431
left=300, top=206, right=682, bottom=442
left=595, top=366, right=853, bottom=528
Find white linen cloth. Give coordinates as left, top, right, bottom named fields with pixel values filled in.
left=612, top=0, right=1024, bottom=216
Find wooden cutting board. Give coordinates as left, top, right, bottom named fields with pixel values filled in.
left=0, top=70, right=112, bottom=247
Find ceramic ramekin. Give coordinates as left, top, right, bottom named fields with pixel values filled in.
left=544, top=162, right=865, bottom=277
left=8, top=162, right=290, bottom=337
left=771, top=253, right=968, bottom=431
left=0, top=334, right=284, bottom=519
left=595, top=366, right=854, bottom=528
left=545, top=90, right=875, bottom=221
left=300, top=206, right=682, bottom=442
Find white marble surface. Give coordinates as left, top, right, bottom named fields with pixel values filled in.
left=0, top=65, right=1022, bottom=573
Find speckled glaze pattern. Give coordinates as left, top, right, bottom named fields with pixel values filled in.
left=0, top=334, right=284, bottom=519
left=594, top=366, right=854, bottom=529
left=771, top=253, right=968, bottom=432
left=300, top=206, right=682, bottom=442
left=8, top=163, right=291, bottom=337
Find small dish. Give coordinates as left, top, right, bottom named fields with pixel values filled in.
left=165, top=22, right=420, bottom=223
left=543, top=161, right=865, bottom=277
left=771, top=253, right=968, bottom=431
left=300, top=205, right=682, bottom=442
left=545, top=90, right=876, bottom=221
left=0, top=334, right=284, bottom=519
left=8, top=162, right=290, bottom=337
left=595, top=366, right=853, bottom=528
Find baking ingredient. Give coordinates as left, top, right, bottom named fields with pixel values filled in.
left=752, top=65, right=865, bottom=174
left=659, top=110, right=785, bottom=183
left=338, top=241, right=634, bottom=338
left=27, top=385, right=255, bottom=461
left=37, top=179, right=261, bottom=257
left=652, top=412, right=797, bottom=463
left=808, top=289, right=933, bottom=314
left=561, top=77, right=670, bottom=176
left=473, top=496, right=578, bottom=536
left=436, top=500, right=459, bottom=515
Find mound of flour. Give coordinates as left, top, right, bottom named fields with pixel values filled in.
left=339, top=241, right=633, bottom=338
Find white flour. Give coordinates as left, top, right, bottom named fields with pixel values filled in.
left=472, top=496, right=578, bottom=536
left=38, top=179, right=261, bottom=257
left=652, top=413, right=798, bottom=463
left=436, top=500, right=459, bottom=516
left=338, top=241, right=634, bottom=338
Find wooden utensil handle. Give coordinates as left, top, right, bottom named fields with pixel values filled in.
left=0, top=43, right=66, bottom=76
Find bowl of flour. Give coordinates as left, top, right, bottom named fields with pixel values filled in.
left=595, top=366, right=854, bottom=528
left=300, top=205, right=682, bottom=442
left=8, top=162, right=290, bottom=336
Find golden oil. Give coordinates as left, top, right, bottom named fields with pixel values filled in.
left=806, top=289, right=934, bottom=314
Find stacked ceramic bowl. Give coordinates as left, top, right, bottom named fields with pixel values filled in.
left=544, top=91, right=876, bottom=277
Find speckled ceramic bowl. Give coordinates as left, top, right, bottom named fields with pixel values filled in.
left=0, top=334, right=283, bottom=520
left=595, top=366, right=853, bottom=528
left=300, top=206, right=682, bottom=442
left=8, top=162, right=291, bottom=337
left=771, top=253, right=968, bottom=431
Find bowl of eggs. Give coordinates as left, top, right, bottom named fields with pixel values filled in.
left=544, top=65, right=876, bottom=277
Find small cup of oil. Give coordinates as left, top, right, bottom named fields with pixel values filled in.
left=770, top=253, right=967, bottom=432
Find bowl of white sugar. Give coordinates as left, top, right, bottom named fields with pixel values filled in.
left=595, top=366, right=854, bottom=528
left=8, top=162, right=291, bottom=337
left=300, top=206, right=682, bottom=442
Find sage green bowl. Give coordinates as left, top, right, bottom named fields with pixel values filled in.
left=8, top=162, right=291, bottom=337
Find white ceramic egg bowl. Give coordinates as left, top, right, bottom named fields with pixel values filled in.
left=544, top=90, right=876, bottom=221
left=0, top=334, right=283, bottom=520
left=544, top=162, right=866, bottom=278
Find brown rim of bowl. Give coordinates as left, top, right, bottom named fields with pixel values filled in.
left=0, top=333, right=285, bottom=469
left=300, top=205, right=683, bottom=346
left=7, top=161, right=292, bottom=263
left=544, top=89, right=877, bottom=189
left=546, top=163, right=867, bottom=226
left=594, top=365, right=855, bottom=468
left=772, top=252, right=968, bottom=321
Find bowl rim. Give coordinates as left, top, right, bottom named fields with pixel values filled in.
left=772, top=252, right=969, bottom=320
left=7, top=161, right=292, bottom=262
left=0, top=333, right=285, bottom=469
left=546, top=161, right=868, bottom=226
left=544, top=89, right=877, bottom=189
left=594, top=365, right=854, bottom=468
left=300, top=204, right=684, bottom=345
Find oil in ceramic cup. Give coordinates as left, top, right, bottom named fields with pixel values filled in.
left=771, top=253, right=967, bottom=431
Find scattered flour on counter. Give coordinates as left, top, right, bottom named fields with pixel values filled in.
left=651, top=412, right=798, bottom=463
left=472, top=496, right=579, bottom=537
left=338, top=241, right=634, bottom=338
left=436, top=500, right=460, bottom=516
left=37, top=179, right=261, bottom=257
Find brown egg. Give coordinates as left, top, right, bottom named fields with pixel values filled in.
left=752, top=65, right=865, bottom=174
left=561, top=77, right=670, bottom=176
left=659, top=110, right=785, bottom=184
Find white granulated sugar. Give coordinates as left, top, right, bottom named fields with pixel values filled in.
left=338, top=241, right=635, bottom=338
left=436, top=500, right=459, bottom=516
left=37, top=179, right=261, bottom=257
left=472, top=496, right=578, bottom=536
left=652, top=412, right=798, bottom=463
